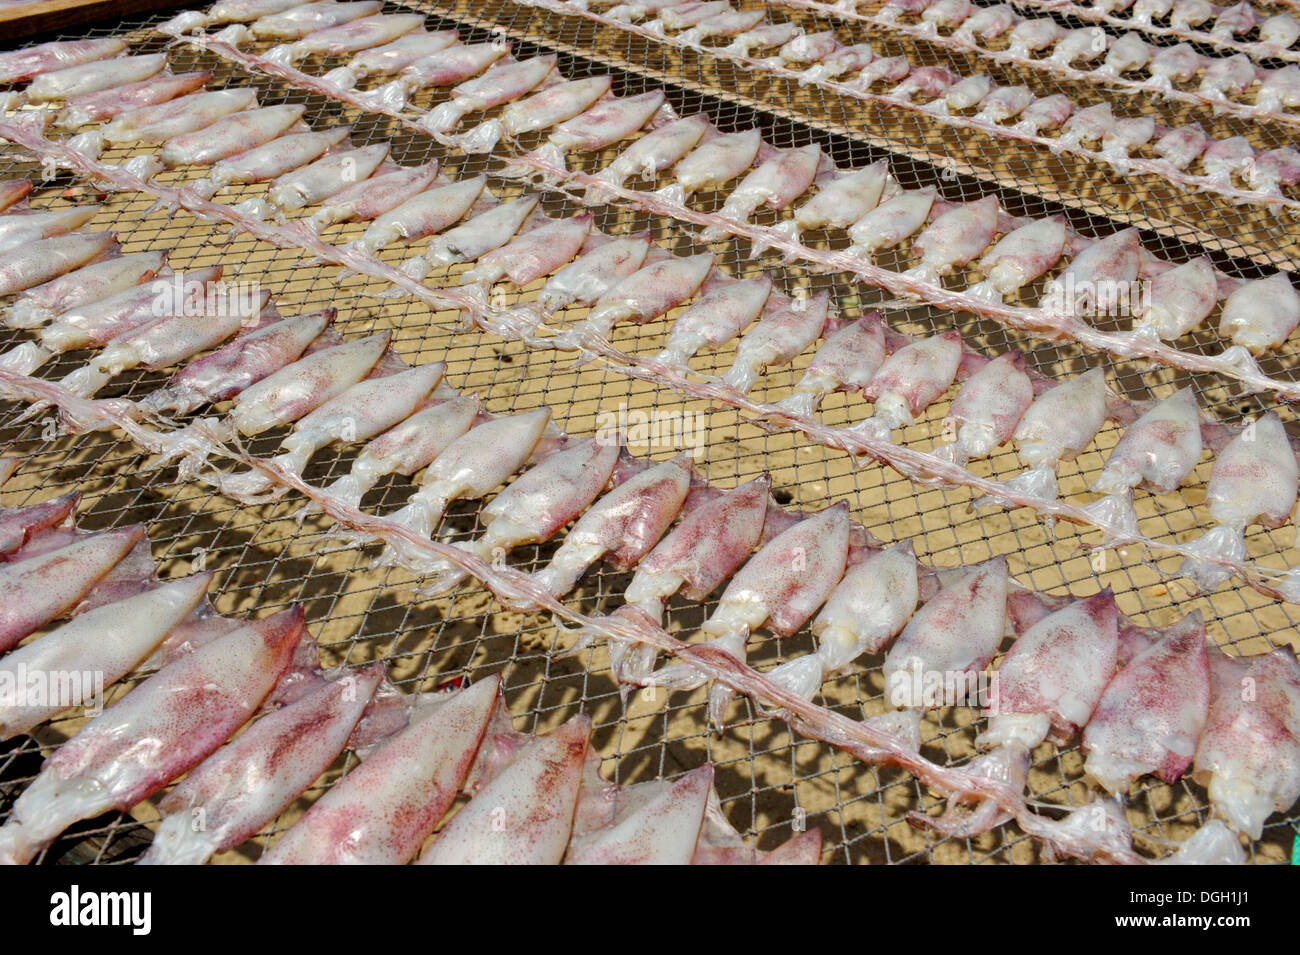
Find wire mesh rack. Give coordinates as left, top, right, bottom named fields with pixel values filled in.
left=0, top=0, right=1296, bottom=864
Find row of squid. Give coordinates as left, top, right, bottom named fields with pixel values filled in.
left=10, top=33, right=1300, bottom=382
left=77, top=11, right=1297, bottom=402
left=1, top=122, right=1297, bottom=603
left=177, top=395, right=1300, bottom=862
left=525, top=0, right=1300, bottom=161
left=133, top=16, right=1300, bottom=380
left=0, top=491, right=814, bottom=865
left=921, top=0, right=1300, bottom=62
left=0, top=149, right=1294, bottom=600
left=162, top=0, right=1300, bottom=211
left=777, top=0, right=1300, bottom=119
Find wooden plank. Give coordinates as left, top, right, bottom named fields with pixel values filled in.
left=0, top=0, right=179, bottom=41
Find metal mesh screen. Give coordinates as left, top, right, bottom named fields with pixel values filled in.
left=0, top=0, right=1296, bottom=864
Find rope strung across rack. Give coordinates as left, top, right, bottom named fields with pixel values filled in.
left=768, top=0, right=1300, bottom=128
left=0, top=114, right=1294, bottom=607
left=140, top=31, right=1300, bottom=402
left=0, top=367, right=1149, bottom=864
left=490, top=0, right=1300, bottom=212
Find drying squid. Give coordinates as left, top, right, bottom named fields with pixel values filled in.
left=161, top=104, right=306, bottom=167
left=1083, top=611, right=1210, bottom=794
left=378, top=408, right=552, bottom=564
left=267, top=142, right=390, bottom=214
left=343, top=30, right=459, bottom=79
left=1051, top=27, right=1109, bottom=66
left=7, top=249, right=167, bottom=329
left=852, top=330, right=962, bottom=438
left=728, top=22, right=801, bottom=56
left=1153, top=123, right=1209, bottom=171
left=658, top=1, right=732, bottom=31
left=1148, top=43, right=1204, bottom=90
left=774, top=312, right=887, bottom=418
left=932, top=74, right=992, bottom=114
left=1218, top=273, right=1300, bottom=354
left=799, top=43, right=875, bottom=83
left=1160, top=819, right=1245, bottom=865
left=140, top=309, right=333, bottom=417
left=1133, top=0, right=1174, bottom=22
left=1261, top=12, right=1300, bottom=48
left=0, top=38, right=127, bottom=85
left=881, top=557, right=1009, bottom=709
left=0, top=573, right=213, bottom=741
left=538, top=233, right=651, bottom=312
left=657, top=128, right=761, bottom=203
left=654, top=275, right=772, bottom=369
left=103, top=88, right=259, bottom=146
left=1180, top=412, right=1299, bottom=589
left=460, top=75, right=613, bottom=154
left=0, top=524, right=144, bottom=654
left=250, top=0, right=382, bottom=40
left=417, top=437, right=621, bottom=592
left=1011, top=93, right=1072, bottom=133
left=705, top=144, right=822, bottom=234
left=1132, top=257, right=1219, bottom=340
left=559, top=252, right=714, bottom=348
left=312, top=395, right=480, bottom=511
left=141, top=664, right=385, bottom=865
left=0, top=180, right=31, bottom=214
left=720, top=290, right=831, bottom=394
left=417, top=194, right=539, bottom=270
left=400, top=42, right=509, bottom=90
left=1194, top=647, right=1300, bottom=839
left=779, top=31, right=841, bottom=67
left=0, top=490, right=78, bottom=557
left=1013, top=366, right=1107, bottom=468
left=567, top=764, right=713, bottom=865
left=264, top=12, right=423, bottom=64
left=680, top=9, right=765, bottom=43
left=847, top=187, right=936, bottom=260
left=421, top=55, right=557, bottom=137
left=1201, top=135, right=1255, bottom=187
left=1040, top=228, right=1141, bottom=316
left=26, top=53, right=167, bottom=104
left=1214, top=1, right=1257, bottom=37
left=857, top=56, right=911, bottom=88
left=59, top=288, right=274, bottom=400
left=1200, top=55, right=1258, bottom=100
left=0, top=607, right=305, bottom=865
left=197, top=126, right=352, bottom=197
left=585, top=114, right=710, bottom=199
left=1099, top=33, right=1151, bottom=76
left=223, top=332, right=392, bottom=439
left=1101, top=117, right=1156, bottom=169
left=904, top=195, right=1000, bottom=285
left=39, top=265, right=224, bottom=357
left=969, top=217, right=1066, bottom=302
left=418, top=714, right=590, bottom=865
left=936, top=350, right=1033, bottom=464
left=221, top=362, right=445, bottom=500
left=308, top=160, right=440, bottom=228
left=461, top=214, right=593, bottom=288
left=972, top=85, right=1034, bottom=125
left=1009, top=19, right=1066, bottom=56
left=0, top=232, right=118, bottom=299
left=653, top=502, right=850, bottom=730
left=1256, top=65, right=1300, bottom=113
left=259, top=674, right=499, bottom=865
left=1248, top=147, right=1300, bottom=196
left=977, top=591, right=1119, bottom=751
left=767, top=543, right=919, bottom=702
left=0, top=207, right=99, bottom=256
left=531, top=455, right=693, bottom=603
left=787, top=160, right=887, bottom=240
left=351, top=174, right=485, bottom=253
left=1093, top=388, right=1202, bottom=495
left=1059, top=103, right=1114, bottom=149
left=888, top=67, right=958, bottom=104
left=593, top=475, right=771, bottom=687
